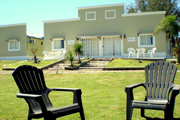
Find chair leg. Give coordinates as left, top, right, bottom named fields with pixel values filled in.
left=126, top=103, right=133, bottom=120
left=164, top=109, right=173, bottom=120
left=28, top=117, right=31, bottom=120
left=79, top=110, right=85, bottom=120
left=127, top=108, right=133, bottom=120
left=141, top=108, right=145, bottom=117
left=44, top=116, right=56, bottom=120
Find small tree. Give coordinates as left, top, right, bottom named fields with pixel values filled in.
left=154, top=15, right=180, bottom=63
left=73, top=42, right=84, bottom=63
left=65, top=50, right=74, bottom=67
left=31, top=48, right=38, bottom=63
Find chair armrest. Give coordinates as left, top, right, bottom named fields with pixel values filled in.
left=48, top=88, right=81, bottom=92
left=172, top=84, right=180, bottom=91
left=125, top=83, right=145, bottom=92
left=125, top=83, right=145, bottom=101
left=16, top=93, right=48, bottom=113
left=47, top=88, right=82, bottom=104
left=170, top=84, right=180, bottom=101
left=17, top=93, right=41, bottom=99
left=168, top=84, right=180, bottom=110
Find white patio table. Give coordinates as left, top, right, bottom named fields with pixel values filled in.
left=49, top=51, right=58, bottom=60
left=136, top=48, right=146, bottom=58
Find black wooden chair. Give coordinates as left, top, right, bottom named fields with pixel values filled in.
left=125, top=61, right=180, bottom=120
left=12, top=65, right=85, bottom=120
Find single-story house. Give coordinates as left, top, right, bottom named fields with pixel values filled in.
left=0, top=23, right=44, bottom=60
left=43, top=3, right=172, bottom=58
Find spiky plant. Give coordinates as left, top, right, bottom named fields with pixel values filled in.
left=73, top=42, right=84, bottom=63
left=65, top=50, right=74, bottom=67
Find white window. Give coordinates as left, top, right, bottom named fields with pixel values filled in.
left=105, top=10, right=116, bottom=19
left=8, top=39, right=20, bottom=51
left=52, top=38, right=65, bottom=51
left=86, top=11, right=96, bottom=21
left=138, top=34, right=155, bottom=47
left=29, top=39, right=36, bottom=45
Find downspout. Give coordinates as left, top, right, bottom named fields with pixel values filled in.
left=27, top=36, right=29, bottom=60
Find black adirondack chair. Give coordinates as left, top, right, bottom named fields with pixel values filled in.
left=12, top=65, right=85, bottom=120
left=125, top=61, right=180, bottom=120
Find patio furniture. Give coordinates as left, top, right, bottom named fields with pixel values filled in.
left=42, top=51, right=51, bottom=60
left=125, top=61, right=180, bottom=120
left=12, top=65, right=85, bottom=120
left=49, top=51, right=59, bottom=60
left=62, top=50, right=67, bottom=59
left=56, top=51, right=63, bottom=59
left=148, top=47, right=157, bottom=58
left=127, top=48, right=135, bottom=58
left=136, top=48, right=146, bottom=58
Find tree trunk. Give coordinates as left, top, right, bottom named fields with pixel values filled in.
left=71, top=61, right=73, bottom=67
left=176, top=38, right=180, bottom=63
left=177, top=41, right=180, bottom=64
left=78, top=54, right=81, bottom=63
left=34, top=55, right=37, bottom=63
left=178, top=51, right=180, bottom=64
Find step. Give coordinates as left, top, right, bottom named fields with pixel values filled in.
left=82, top=65, right=105, bottom=67
left=79, top=67, right=104, bottom=70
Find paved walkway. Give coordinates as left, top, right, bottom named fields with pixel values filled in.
left=1, top=69, right=180, bottom=74
left=1, top=69, right=145, bottom=74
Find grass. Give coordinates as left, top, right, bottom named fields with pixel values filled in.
left=0, top=60, right=59, bottom=70
left=166, top=59, right=180, bottom=70
left=0, top=60, right=21, bottom=71
left=106, top=59, right=180, bottom=70
left=105, top=59, right=154, bottom=68
left=73, top=59, right=89, bottom=66
left=1, top=72, right=180, bottom=120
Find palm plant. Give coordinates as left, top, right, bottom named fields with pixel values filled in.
left=65, top=50, right=74, bottom=67
left=73, top=42, right=84, bottom=63
left=154, top=15, right=180, bottom=63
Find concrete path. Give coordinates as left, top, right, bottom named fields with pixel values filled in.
left=0, top=69, right=145, bottom=74
left=1, top=69, right=180, bottom=74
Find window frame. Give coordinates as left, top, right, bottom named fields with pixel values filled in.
left=138, top=33, right=155, bottom=47
left=8, top=39, right=20, bottom=51
left=85, top=11, right=96, bottom=21
left=30, top=39, right=36, bottom=45
left=52, top=38, right=65, bottom=51
left=105, top=10, right=116, bottom=19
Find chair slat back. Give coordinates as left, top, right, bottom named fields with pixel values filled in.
left=12, top=65, right=52, bottom=110
left=127, top=48, right=135, bottom=52
left=144, top=61, right=177, bottom=101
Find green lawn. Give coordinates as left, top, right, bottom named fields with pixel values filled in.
left=106, top=59, right=180, bottom=70
left=0, top=60, right=59, bottom=70
left=105, top=59, right=154, bottom=67
left=1, top=72, right=180, bottom=120
left=166, top=59, right=180, bottom=70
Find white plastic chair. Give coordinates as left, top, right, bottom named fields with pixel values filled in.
left=42, top=51, right=51, bottom=60
left=127, top=48, right=135, bottom=58
left=62, top=50, right=66, bottom=55
left=56, top=51, right=63, bottom=60
left=140, top=48, right=146, bottom=57
left=148, top=47, right=157, bottom=58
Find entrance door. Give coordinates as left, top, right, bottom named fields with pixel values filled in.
left=82, top=38, right=99, bottom=57
left=103, top=37, right=121, bottom=56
